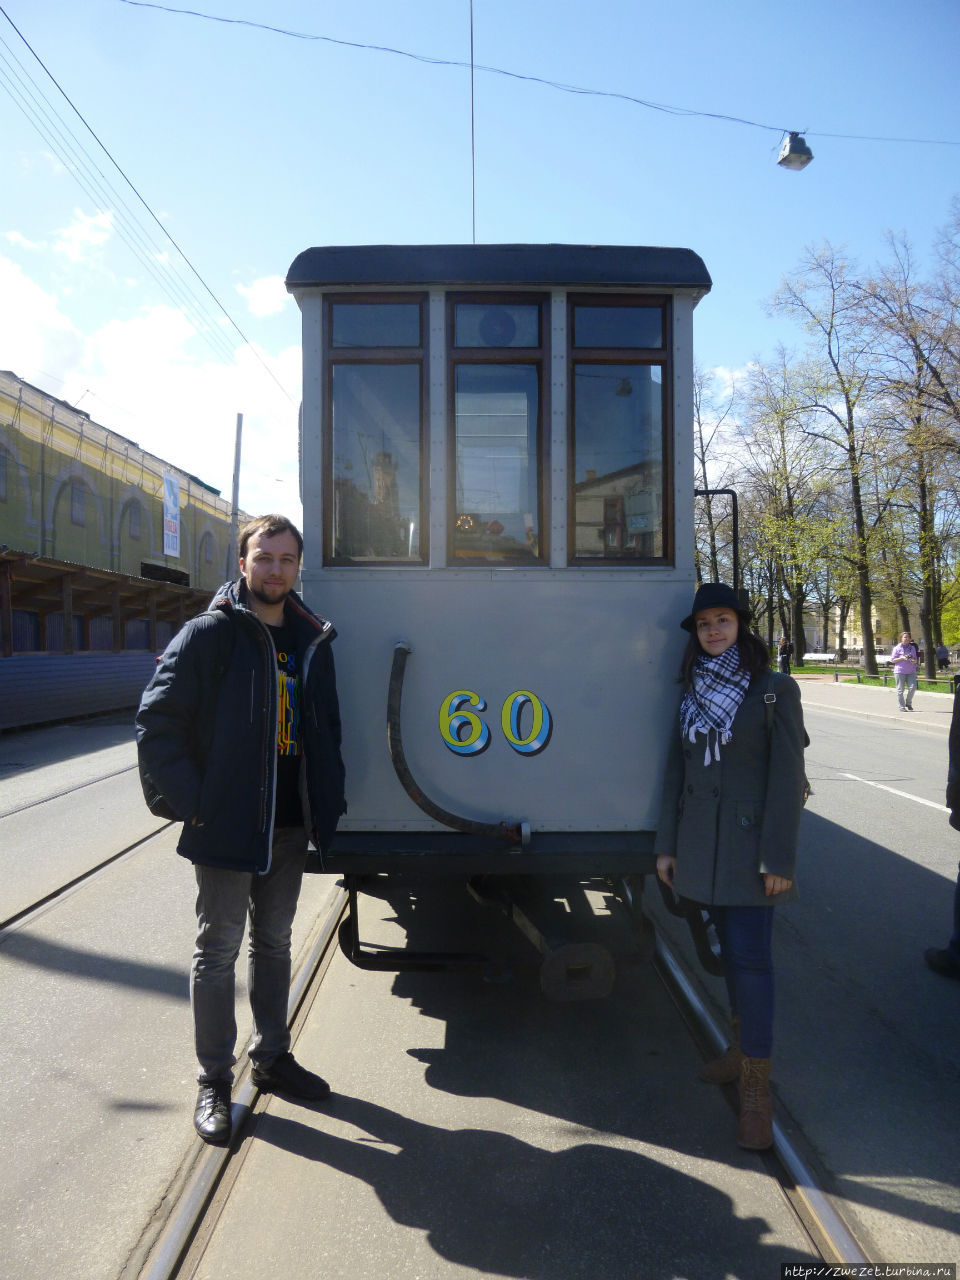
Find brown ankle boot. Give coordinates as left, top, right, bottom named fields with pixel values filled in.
left=699, top=1016, right=742, bottom=1084
left=737, top=1056, right=773, bottom=1150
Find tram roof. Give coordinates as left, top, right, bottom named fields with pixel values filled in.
left=285, top=244, right=711, bottom=295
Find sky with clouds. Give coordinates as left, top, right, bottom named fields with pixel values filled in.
left=1, top=0, right=958, bottom=525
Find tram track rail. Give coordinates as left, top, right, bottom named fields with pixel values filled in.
left=654, top=934, right=868, bottom=1267
left=0, top=736, right=871, bottom=1279
left=127, top=883, right=349, bottom=1280
left=125, top=886, right=869, bottom=1280
left=0, top=756, right=171, bottom=935
left=0, top=822, right=171, bottom=936
left=0, top=762, right=138, bottom=821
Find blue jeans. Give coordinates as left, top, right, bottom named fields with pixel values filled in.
left=895, top=672, right=917, bottom=708
left=710, top=905, right=775, bottom=1059
left=191, top=827, right=307, bottom=1084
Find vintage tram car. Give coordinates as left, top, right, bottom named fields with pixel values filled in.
left=285, top=243, right=712, bottom=997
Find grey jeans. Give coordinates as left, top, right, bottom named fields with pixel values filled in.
left=191, top=827, right=308, bottom=1084
left=895, top=672, right=917, bottom=708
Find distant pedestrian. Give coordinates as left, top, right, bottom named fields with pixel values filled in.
left=924, top=682, right=960, bottom=980
left=777, top=636, right=792, bottom=675
left=891, top=631, right=919, bottom=711
left=936, top=643, right=949, bottom=672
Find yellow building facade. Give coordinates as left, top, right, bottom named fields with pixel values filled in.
left=0, top=369, right=236, bottom=588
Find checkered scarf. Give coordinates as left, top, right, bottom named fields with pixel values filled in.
left=680, top=643, right=750, bottom=766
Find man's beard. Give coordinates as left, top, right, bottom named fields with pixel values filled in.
left=249, top=582, right=290, bottom=606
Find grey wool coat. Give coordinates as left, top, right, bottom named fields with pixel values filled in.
left=654, top=673, right=806, bottom=907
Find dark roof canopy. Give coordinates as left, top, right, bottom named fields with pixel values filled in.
left=0, top=548, right=210, bottom=655
left=286, top=244, right=711, bottom=294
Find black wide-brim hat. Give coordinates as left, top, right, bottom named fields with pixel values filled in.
left=680, top=582, right=751, bottom=632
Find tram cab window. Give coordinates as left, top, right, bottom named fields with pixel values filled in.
left=569, top=298, right=669, bottom=564
left=454, top=303, right=540, bottom=349
left=326, top=296, right=426, bottom=564
left=572, top=304, right=663, bottom=349
left=449, top=296, right=545, bottom=564
left=331, top=302, right=421, bottom=348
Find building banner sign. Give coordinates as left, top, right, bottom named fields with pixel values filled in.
left=162, top=473, right=180, bottom=558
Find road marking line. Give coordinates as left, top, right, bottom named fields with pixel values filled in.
left=840, top=771, right=949, bottom=812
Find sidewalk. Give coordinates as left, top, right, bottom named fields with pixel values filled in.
left=791, top=669, right=956, bottom=733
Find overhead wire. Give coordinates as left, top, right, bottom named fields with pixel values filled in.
left=0, top=2, right=295, bottom=402
left=0, top=33, right=240, bottom=366
left=117, top=0, right=960, bottom=148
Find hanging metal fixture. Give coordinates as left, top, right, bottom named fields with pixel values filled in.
left=777, top=131, right=814, bottom=171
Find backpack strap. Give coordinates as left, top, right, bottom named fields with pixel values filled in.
left=763, top=671, right=777, bottom=739
left=763, top=669, right=812, bottom=753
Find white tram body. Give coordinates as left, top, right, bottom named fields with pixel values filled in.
left=285, top=245, right=711, bottom=888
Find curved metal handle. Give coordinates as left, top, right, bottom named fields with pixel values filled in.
left=387, top=642, right=523, bottom=845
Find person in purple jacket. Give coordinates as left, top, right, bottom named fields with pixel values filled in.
left=891, top=630, right=919, bottom=711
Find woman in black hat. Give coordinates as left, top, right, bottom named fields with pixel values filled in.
left=655, top=583, right=807, bottom=1150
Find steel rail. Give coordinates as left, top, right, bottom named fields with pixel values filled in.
left=654, top=934, right=868, bottom=1266
left=0, top=822, right=170, bottom=936
left=130, top=884, right=349, bottom=1280
left=126, top=885, right=867, bottom=1277
left=0, top=762, right=138, bottom=819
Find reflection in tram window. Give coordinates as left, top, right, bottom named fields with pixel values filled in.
left=572, top=304, right=663, bottom=349
left=571, top=364, right=664, bottom=561
left=454, top=303, right=540, bottom=349
left=453, top=364, right=541, bottom=562
left=330, top=302, right=421, bottom=348
left=331, top=364, right=423, bottom=561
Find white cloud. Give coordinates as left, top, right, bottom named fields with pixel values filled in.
left=0, top=255, right=84, bottom=382
left=709, top=363, right=756, bottom=398
left=53, top=209, right=114, bottom=264
left=4, top=231, right=42, bottom=250
left=0, top=253, right=303, bottom=522
left=235, top=275, right=290, bottom=318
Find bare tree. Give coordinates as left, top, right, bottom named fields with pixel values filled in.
left=772, top=245, right=882, bottom=674
left=692, top=364, right=739, bottom=584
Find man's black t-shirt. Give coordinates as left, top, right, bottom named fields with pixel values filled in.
left=268, top=622, right=304, bottom=827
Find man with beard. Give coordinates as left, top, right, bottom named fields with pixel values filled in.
left=137, top=515, right=346, bottom=1144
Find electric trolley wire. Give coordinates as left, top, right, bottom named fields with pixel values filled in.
left=0, top=33, right=240, bottom=368
left=117, top=0, right=960, bottom=148
left=0, top=3, right=295, bottom=403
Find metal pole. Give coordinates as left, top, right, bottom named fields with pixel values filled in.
left=227, top=412, right=242, bottom=577
left=694, top=487, right=739, bottom=588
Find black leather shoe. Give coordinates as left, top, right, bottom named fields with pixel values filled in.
left=251, top=1052, right=330, bottom=1100
left=925, top=947, right=960, bottom=981
left=194, top=1081, right=232, bottom=1144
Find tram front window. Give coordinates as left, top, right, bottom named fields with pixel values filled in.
left=571, top=363, right=664, bottom=561
left=330, top=364, right=422, bottom=561
left=452, top=364, right=541, bottom=563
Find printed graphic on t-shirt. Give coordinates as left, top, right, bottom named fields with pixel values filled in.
left=276, top=645, right=301, bottom=756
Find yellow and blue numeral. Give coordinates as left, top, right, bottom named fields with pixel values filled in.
left=439, top=691, right=491, bottom=756
left=440, top=689, right=552, bottom=757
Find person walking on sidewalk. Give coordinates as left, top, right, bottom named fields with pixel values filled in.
left=136, top=514, right=346, bottom=1144
left=891, top=630, right=919, bottom=711
left=924, top=680, right=960, bottom=980
left=777, top=636, right=792, bottom=675
left=655, top=583, right=807, bottom=1150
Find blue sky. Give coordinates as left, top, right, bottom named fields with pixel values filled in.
left=1, top=0, right=958, bottom=521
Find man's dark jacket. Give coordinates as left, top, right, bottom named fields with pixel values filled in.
left=135, top=579, right=346, bottom=872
